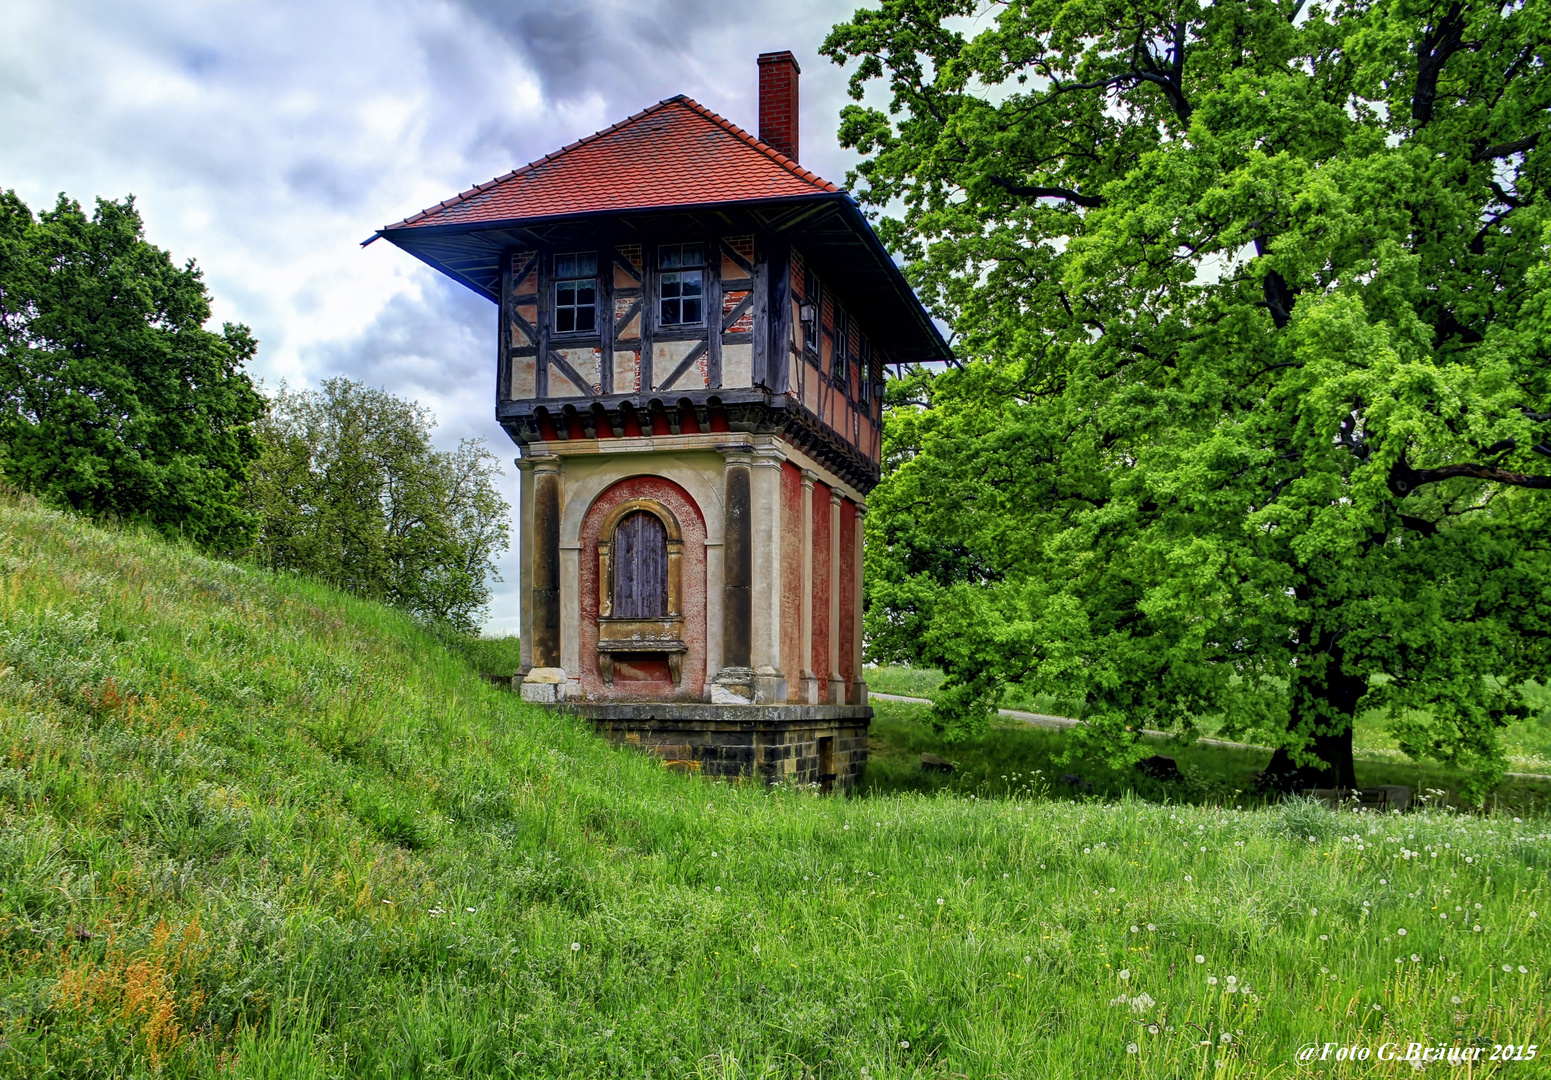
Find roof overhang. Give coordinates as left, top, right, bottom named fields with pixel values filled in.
left=369, top=192, right=951, bottom=366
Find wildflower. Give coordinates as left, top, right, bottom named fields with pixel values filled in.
left=1220, top=1032, right=1233, bottom=1044
left=1183, top=874, right=1191, bottom=882
left=1148, top=1024, right=1160, bottom=1034
left=1147, top=923, right=1156, bottom=931
left=381, top=899, right=392, bottom=905
left=844, top=825, right=850, bottom=830
left=899, top=914, right=905, bottom=920
left=1118, top=969, right=1131, bottom=981
left=1440, top=914, right=1447, bottom=920
left=937, top=897, right=945, bottom=906
left=1397, top=928, right=1408, bottom=936
left=1109, top=887, right=1117, bottom=893
left=1131, top=925, right=1140, bottom=933
left=1195, top=954, right=1205, bottom=964
left=900, top=1040, right=910, bottom=1050
left=1531, top=912, right=1539, bottom=919
left=1320, top=935, right=1329, bottom=941
left=1308, top=835, right=1317, bottom=843
left=1024, top=955, right=1031, bottom=964
left=1311, top=907, right=1318, bottom=916
left=1474, top=925, right=1483, bottom=932
left=1379, top=879, right=1387, bottom=885
left=1127, top=1043, right=1139, bottom=1054
left=1519, top=966, right=1528, bottom=974
left=1207, top=976, right=1219, bottom=985
left=571, top=942, right=581, bottom=951
left=466, top=907, right=476, bottom=913
left=1411, top=954, right=1421, bottom=963
left=1452, top=996, right=1462, bottom=1004
left=1225, top=975, right=1237, bottom=985
left=715, top=886, right=722, bottom=892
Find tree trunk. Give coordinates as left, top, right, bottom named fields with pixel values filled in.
left=1258, top=638, right=1362, bottom=792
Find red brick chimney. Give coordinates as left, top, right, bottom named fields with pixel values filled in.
left=758, top=51, right=800, bottom=163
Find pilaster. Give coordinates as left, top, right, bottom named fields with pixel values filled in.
left=851, top=502, right=867, bottom=706
left=750, top=447, right=787, bottom=704
left=797, top=469, right=819, bottom=703
left=827, top=487, right=844, bottom=705
left=522, top=455, right=566, bottom=702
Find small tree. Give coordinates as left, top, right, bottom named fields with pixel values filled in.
left=249, top=378, right=510, bottom=632
left=826, top=0, right=1550, bottom=796
left=0, top=191, right=265, bottom=549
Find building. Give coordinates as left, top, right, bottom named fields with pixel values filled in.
left=372, top=52, right=949, bottom=788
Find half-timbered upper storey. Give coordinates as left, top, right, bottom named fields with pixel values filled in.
left=371, top=53, right=948, bottom=492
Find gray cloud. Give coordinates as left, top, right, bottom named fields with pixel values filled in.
left=4, top=0, right=883, bottom=633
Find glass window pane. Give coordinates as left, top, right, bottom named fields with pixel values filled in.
left=557, top=308, right=575, bottom=333
left=683, top=297, right=700, bottom=323
left=681, top=244, right=703, bottom=267
left=681, top=270, right=701, bottom=296
left=576, top=307, right=595, bottom=332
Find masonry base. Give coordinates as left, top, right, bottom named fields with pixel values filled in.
left=557, top=702, right=872, bottom=791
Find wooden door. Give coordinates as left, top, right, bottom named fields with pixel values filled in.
left=612, top=510, right=668, bottom=618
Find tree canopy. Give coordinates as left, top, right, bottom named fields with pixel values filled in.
left=0, top=191, right=265, bottom=550
left=248, top=378, right=510, bottom=633
left=825, top=0, right=1550, bottom=794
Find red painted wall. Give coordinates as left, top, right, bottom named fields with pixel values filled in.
left=811, top=480, right=831, bottom=701
left=839, top=497, right=856, bottom=691
left=780, top=461, right=802, bottom=699
left=578, top=476, right=707, bottom=702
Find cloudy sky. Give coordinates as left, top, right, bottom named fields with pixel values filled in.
left=2, top=0, right=886, bottom=635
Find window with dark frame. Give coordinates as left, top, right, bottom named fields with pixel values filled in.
left=834, top=307, right=852, bottom=390
left=802, top=266, right=821, bottom=357
left=553, top=252, right=597, bottom=333
left=858, top=338, right=873, bottom=402
left=658, top=244, right=704, bottom=326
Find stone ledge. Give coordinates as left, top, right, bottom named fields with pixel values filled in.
left=554, top=702, right=873, bottom=727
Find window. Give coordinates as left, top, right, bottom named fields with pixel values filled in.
left=554, top=252, right=596, bottom=333
left=611, top=510, right=668, bottom=618
left=834, top=307, right=852, bottom=389
left=802, top=266, right=820, bottom=356
left=858, top=338, right=873, bottom=402
left=658, top=244, right=704, bottom=326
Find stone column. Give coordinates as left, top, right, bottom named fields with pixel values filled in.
left=711, top=446, right=756, bottom=703
left=514, top=457, right=535, bottom=682
left=750, top=448, right=787, bottom=704
left=797, top=469, right=818, bottom=703
left=521, top=455, right=566, bottom=702
left=851, top=502, right=867, bottom=705
left=827, top=488, right=845, bottom=705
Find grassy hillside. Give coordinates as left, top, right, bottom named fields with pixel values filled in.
left=0, top=497, right=1547, bottom=1078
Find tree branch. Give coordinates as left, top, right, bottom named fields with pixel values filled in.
left=1473, top=133, right=1540, bottom=163
left=986, top=175, right=1103, bottom=208
left=1412, top=4, right=1468, bottom=126
left=1389, top=457, right=1551, bottom=496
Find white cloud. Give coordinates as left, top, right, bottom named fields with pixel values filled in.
left=3, top=0, right=879, bottom=635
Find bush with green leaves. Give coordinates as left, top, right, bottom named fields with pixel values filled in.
left=0, top=190, right=265, bottom=550
left=247, top=378, right=509, bottom=633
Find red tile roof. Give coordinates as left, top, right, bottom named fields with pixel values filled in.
left=384, top=96, right=840, bottom=232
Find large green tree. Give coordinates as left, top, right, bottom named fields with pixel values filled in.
left=248, top=378, right=510, bottom=633
left=0, top=191, right=265, bottom=550
left=825, top=0, right=1550, bottom=793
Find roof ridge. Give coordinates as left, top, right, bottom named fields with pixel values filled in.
left=382, top=95, right=836, bottom=232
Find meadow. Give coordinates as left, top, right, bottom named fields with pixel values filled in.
left=0, top=495, right=1547, bottom=1078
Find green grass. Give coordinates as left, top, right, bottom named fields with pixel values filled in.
left=0, top=499, right=1547, bottom=1078
left=867, top=665, right=1551, bottom=778
left=862, top=700, right=1551, bottom=816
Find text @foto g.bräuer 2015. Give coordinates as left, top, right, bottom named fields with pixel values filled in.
left=1298, top=1042, right=1538, bottom=1065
